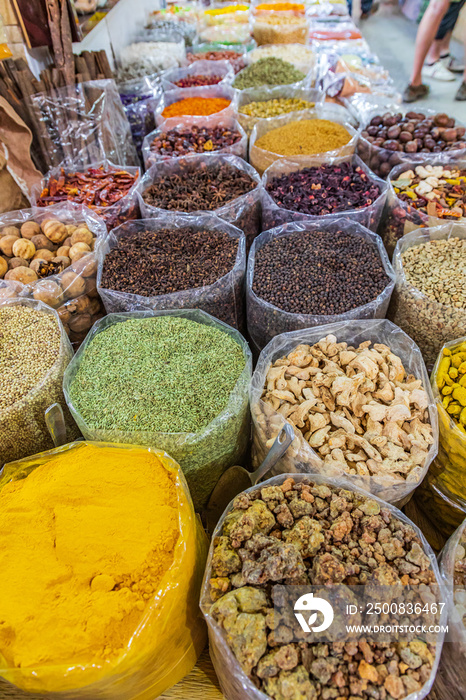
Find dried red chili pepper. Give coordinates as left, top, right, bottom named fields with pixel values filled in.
left=37, top=166, right=139, bottom=210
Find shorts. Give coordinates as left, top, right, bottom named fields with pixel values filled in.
left=436, top=0, right=466, bottom=39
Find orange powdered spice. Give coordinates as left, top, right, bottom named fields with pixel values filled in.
left=162, top=97, right=231, bottom=118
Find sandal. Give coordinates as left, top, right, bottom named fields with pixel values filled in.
left=402, top=83, right=429, bottom=103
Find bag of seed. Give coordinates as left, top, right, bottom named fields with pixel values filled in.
left=261, top=154, right=387, bottom=233
left=184, top=45, right=248, bottom=74
left=237, top=85, right=324, bottom=136
left=96, top=213, right=246, bottom=330
left=136, top=154, right=262, bottom=251
left=250, top=318, right=438, bottom=505
left=162, top=60, right=234, bottom=91
left=201, top=472, right=446, bottom=700
left=117, top=75, right=161, bottom=161
left=0, top=298, right=78, bottom=466
left=142, top=117, right=248, bottom=168
left=247, top=218, right=395, bottom=354
left=378, top=160, right=466, bottom=258
left=155, top=85, right=238, bottom=126
left=249, top=107, right=359, bottom=175
left=63, top=308, right=252, bottom=510
left=415, top=336, right=466, bottom=537
left=389, top=223, right=466, bottom=370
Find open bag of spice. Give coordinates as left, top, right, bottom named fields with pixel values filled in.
left=63, top=309, right=252, bottom=510
left=378, top=160, right=466, bottom=258
left=246, top=219, right=395, bottom=354
left=232, top=56, right=311, bottom=91
left=142, top=117, right=248, bottom=168
left=137, top=154, right=262, bottom=251
left=0, top=441, right=207, bottom=698
left=200, top=473, right=446, bottom=700
left=184, top=45, right=247, bottom=74
left=249, top=318, right=438, bottom=505
left=0, top=298, right=78, bottom=467
left=32, top=159, right=140, bottom=231
left=415, top=337, right=466, bottom=537
left=249, top=107, right=358, bottom=175
left=388, top=222, right=466, bottom=370
left=0, top=202, right=106, bottom=347
left=162, top=60, right=235, bottom=90
left=252, top=13, right=310, bottom=46
left=97, top=213, right=246, bottom=330
left=261, top=154, right=387, bottom=232
left=246, top=43, right=316, bottom=80
left=237, top=84, right=323, bottom=135
left=155, top=85, right=238, bottom=126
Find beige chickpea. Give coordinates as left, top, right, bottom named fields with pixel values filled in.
left=12, top=238, right=36, bottom=260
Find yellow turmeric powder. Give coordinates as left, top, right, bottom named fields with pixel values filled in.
left=0, top=443, right=180, bottom=687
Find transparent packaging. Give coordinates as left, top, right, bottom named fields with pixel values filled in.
left=184, top=44, right=248, bottom=74
left=246, top=43, right=316, bottom=76
left=63, top=309, right=252, bottom=510
left=142, top=117, right=248, bottom=168
left=0, top=299, right=76, bottom=467
left=202, top=5, right=250, bottom=26
left=155, top=85, right=238, bottom=125
left=249, top=107, right=358, bottom=175
left=119, top=34, right=186, bottom=74
left=97, top=213, right=246, bottom=330
left=261, top=153, right=387, bottom=232
left=247, top=219, right=395, bottom=353
left=117, top=75, right=161, bottom=160
left=161, top=60, right=234, bottom=91
left=238, top=85, right=324, bottom=135
left=198, top=23, right=252, bottom=45
left=252, top=15, right=309, bottom=45
left=388, top=223, right=466, bottom=370
left=0, top=441, right=208, bottom=698
left=200, top=472, right=446, bottom=700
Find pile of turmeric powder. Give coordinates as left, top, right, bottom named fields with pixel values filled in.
left=0, top=443, right=180, bottom=681
left=436, top=341, right=466, bottom=431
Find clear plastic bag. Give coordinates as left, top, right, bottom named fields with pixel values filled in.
left=63, top=309, right=252, bottom=510
left=31, top=159, right=140, bottom=232
left=238, top=85, right=324, bottom=136
left=246, top=43, right=316, bottom=76
left=0, top=441, right=208, bottom=698
left=119, top=35, right=186, bottom=75
left=0, top=202, right=106, bottom=348
left=200, top=472, right=446, bottom=700
left=0, top=299, right=77, bottom=467
left=146, top=16, right=197, bottom=46
left=252, top=15, right=309, bottom=45
left=117, top=75, right=161, bottom=161
left=416, top=337, right=466, bottom=537
left=249, top=107, right=358, bottom=175
left=161, top=60, right=235, bottom=91
left=28, top=79, right=139, bottom=171
left=184, top=44, right=248, bottom=74
left=250, top=318, right=438, bottom=505
left=97, top=213, right=246, bottom=330
left=136, top=154, right=261, bottom=251
left=142, top=117, right=248, bottom=168
left=388, top=223, right=466, bottom=370
left=247, top=219, right=395, bottom=353
left=261, top=153, right=387, bottom=232
left=155, top=85, right=238, bottom=126
left=198, top=23, right=253, bottom=45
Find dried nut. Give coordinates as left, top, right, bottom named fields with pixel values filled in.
left=51, top=256, right=71, bottom=268
left=21, top=221, right=41, bottom=239
left=33, top=249, right=55, bottom=262
left=88, top=297, right=101, bottom=315
left=0, top=257, right=8, bottom=277
left=66, top=224, right=77, bottom=236
left=0, top=284, right=17, bottom=299
left=56, top=246, right=71, bottom=258
left=0, top=235, right=20, bottom=257
left=71, top=255, right=97, bottom=277
left=12, top=238, right=36, bottom=260
left=32, top=280, right=64, bottom=307
left=3, top=226, right=21, bottom=238
left=5, top=266, right=38, bottom=284
left=73, top=295, right=91, bottom=314
left=29, top=259, right=49, bottom=274
left=70, top=227, right=93, bottom=246
left=68, top=312, right=92, bottom=332
left=31, top=234, right=55, bottom=252
left=69, top=242, right=91, bottom=259
left=64, top=237, right=73, bottom=247
left=70, top=250, right=91, bottom=263
left=84, top=277, right=98, bottom=298
left=57, top=306, right=72, bottom=324
left=42, top=220, right=68, bottom=244
left=60, top=270, right=86, bottom=299
left=8, top=257, right=29, bottom=269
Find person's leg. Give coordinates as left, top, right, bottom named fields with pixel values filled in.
left=426, top=31, right=451, bottom=63
left=409, top=0, right=450, bottom=86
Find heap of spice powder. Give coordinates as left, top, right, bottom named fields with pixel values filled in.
left=161, top=96, right=231, bottom=118
left=254, top=119, right=351, bottom=156
left=240, top=97, right=314, bottom=119
left=392, top=164, right=466, bottom=219
left=100, top=226, right=238, bottom=296
left=68, top=316, right=246, bottom=434
left=36, top=166, right=138, bottom=209
left=267, top=162, right=381, bottom=216
left=147, top=124, right=243, bottom=160
left=142, top=162, right=257, bottom=212
left=233, top=57, right=305, bottom=89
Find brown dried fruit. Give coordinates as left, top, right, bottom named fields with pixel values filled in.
left=42, top=220, right=68, bottom=244
left=20, top=221, right=41, bottom=239
left=12, top=239, right=35, bottom=260
left=0, top=235, right=19, bottom=257
left=31, top=234, right=55, bottom=252
left=5, top=266, right=38, bottom=284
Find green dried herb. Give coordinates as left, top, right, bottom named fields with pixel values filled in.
left=233, top=57, right=305, bottom=89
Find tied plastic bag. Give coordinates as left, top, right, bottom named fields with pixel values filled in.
left=0, top=441, right=208, bottom=698
left=155, top=85, right=238, bottom=126
left=0, top=299, right=77, bottom=467
left=142, top=117, right=248, bottom=168
left=97, top=213, right=246, bottom=330
left=249, top=106, right=358, bottom=175
left=200, top=472, right=447, bottom=700
left=388, top=223, right=466, bottom=370
left=136, top=154, right=262, bottom=251
left=28, top=80, right=139, bottom=170
left=31, top=159, right=140, bottom=232
left=247, top=219, right=395, bottom=353
left=261, top=154, right=387, bottom=232
left=162, top=60, right=235, bottom=91
left=63, top=308, right=252, bottom=510
left=118, top=75, right=161, bottom=161
left=249, top=318, right=437, bottom=505
left=237, top=85, right=324, bottom=135
left=416, top=337, right=466, bottom=537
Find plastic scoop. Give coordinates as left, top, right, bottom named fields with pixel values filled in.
left=45, top=403, right=68, bottom=447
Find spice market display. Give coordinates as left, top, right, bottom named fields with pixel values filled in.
left=0, top=0, right=465, bottom=698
